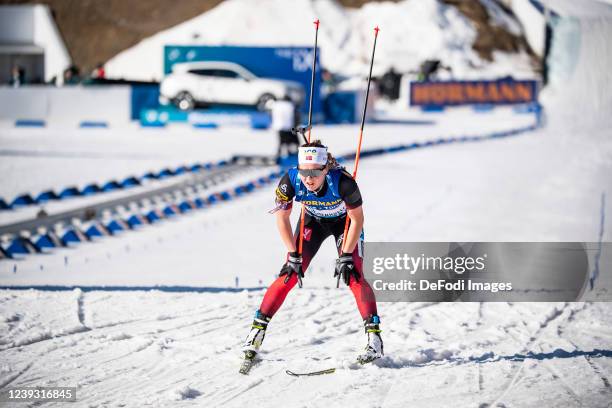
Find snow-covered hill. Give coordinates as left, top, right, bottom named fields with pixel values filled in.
left=105, top=0, right=537, bottom=81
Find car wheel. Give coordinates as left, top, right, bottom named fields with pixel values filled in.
left=256, top=93, right=276, bottom=111
left=175, top=91, right=195, bottom=111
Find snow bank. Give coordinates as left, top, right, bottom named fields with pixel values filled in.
left=375, top=348, right=457, bottom=368
left=540, top=0, right=612, bottom=128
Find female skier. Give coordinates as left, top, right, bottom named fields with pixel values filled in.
left=241, top=140, right=383, bottom=367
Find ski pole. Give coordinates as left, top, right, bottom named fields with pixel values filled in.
left=306, top=18, right=319, bottom=144
left=292, top=19, right=320, bottom=144
left=295, top=19, right=320, bottom=288
left=338, top=26, right=380, bottom=288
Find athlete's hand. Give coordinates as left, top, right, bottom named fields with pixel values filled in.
left=334, top=252, right=359, bottom=287
left=280, top=252, right=304, bottom=288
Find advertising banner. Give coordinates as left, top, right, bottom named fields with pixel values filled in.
left=410, top=79, right=539, bottom=106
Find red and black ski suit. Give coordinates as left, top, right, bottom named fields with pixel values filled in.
left=259, top=170, right=378, bottom=319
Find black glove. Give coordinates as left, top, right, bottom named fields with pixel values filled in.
left=279, top=252, right=304, bottom=288
left=334, top=252, right=359, bottom=287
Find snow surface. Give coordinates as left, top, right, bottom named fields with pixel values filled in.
left=0, top=104, right=611, bottom=406
left=0, top=108, right=525, bottom=202
left=1, top=292, right=611, bottom=407
left=540, top=0, right=612, bottom=128
left=105, top=0, right=536, bottom=80
left=0, top=124, right=276, bottom=202
left=509, top=0, right=546, bottom=56
left=1, top=107, right=610, bottom=288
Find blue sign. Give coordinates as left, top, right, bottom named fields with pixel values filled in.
left=164, top=45, right=322, bottom=120
left=131, top=85, right=160, bottom=120
left=410, top=78, right=539, bottom=106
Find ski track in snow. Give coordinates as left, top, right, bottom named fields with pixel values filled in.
left=556, top=302, right=612, bottom=393
left=486, top=302, right=571, bottom=407
left=0, top=290, right=610, bottom=407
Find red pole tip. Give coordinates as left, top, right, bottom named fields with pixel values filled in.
left=314, top=19, right=320, bottom=28
left=374, top=26, right=380, bottom=35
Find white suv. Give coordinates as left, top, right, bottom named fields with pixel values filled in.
left=159, top=61, right=305, bottom=111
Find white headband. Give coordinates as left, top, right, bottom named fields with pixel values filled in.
left=298, top=146, right=328, bottom=166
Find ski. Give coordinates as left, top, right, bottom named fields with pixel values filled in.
left=285, top=356, right=380, bottom=376
left=239, top=350, right=257, bottom=375
left=286, top=367, right=336, bottom=377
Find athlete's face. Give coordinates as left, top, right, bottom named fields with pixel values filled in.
left=298, top=164, right=328, bottom=191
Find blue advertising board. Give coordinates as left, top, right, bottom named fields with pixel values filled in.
left=131, top=85, right=160, bottom=120
left=410, top=78, right=539, bottom=107
left=164, top=45, right=322, bottom=120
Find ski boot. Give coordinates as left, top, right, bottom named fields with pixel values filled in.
left=357, top=314, right=383, bottom=364
left=240, top=310, right=270, bottom=374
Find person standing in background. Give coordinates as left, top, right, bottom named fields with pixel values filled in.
left=63, top=65, right=81, bottom=85
left=271, top=96, right=300, bottom=161
left=9, top=64, right=25, bottom=87
left=91, top=62, right=105, bottom=79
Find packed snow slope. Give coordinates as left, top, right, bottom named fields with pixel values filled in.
left=1, top=104, right=611, bottom=407
left=1, top=292, right=611, bottom=407
left=105, top=0, right=536, bottom=80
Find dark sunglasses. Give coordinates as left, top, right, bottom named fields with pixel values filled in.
left=298, top=167, right=326, bottom=177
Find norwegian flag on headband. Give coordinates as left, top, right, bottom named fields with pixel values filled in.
left=298, top=146, right=328, bottom=166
